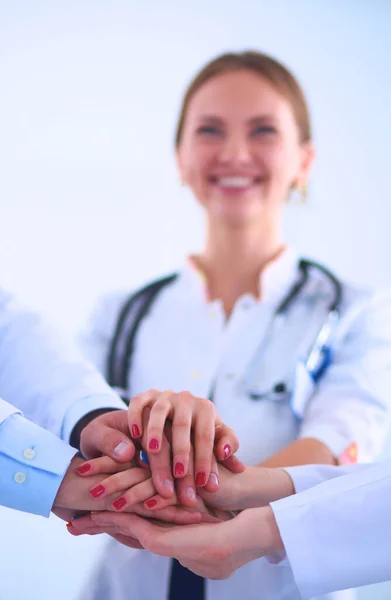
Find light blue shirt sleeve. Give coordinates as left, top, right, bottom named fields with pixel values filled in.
left=0, top=411, right=77, bottom=517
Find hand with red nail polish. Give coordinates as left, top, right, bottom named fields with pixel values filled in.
left=78, top=409, right=136, bottom=465
left=126, top=389, right=245, bottom=495
left=52, top=456, right=135, bottom=521
left=52, top=456, right=181, bottom=522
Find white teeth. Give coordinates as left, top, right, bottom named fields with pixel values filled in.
left=217, top=176, right=253, bottom=188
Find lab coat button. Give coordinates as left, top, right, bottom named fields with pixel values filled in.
left=14, top=472, right=26, bottom=484
left=225, top=373, right=235, bottom=381
left=23, top=448, right=35, bottom=460
left=192, top=371, right=201, bottom=380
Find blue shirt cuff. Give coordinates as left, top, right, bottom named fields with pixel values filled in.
left=0, top=413, right=77, bottom=517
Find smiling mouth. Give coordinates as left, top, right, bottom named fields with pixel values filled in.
left=210, top=176, right=262, bottom=188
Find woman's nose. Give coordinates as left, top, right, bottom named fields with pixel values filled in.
left=219, top=135, right=252, bottom=164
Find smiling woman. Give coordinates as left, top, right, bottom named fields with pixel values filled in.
left=176, top=55, right=313, bottom=235
left=78, top=50, right=391, bottom=600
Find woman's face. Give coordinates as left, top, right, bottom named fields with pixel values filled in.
left=177, top=69, right=314, bottom=226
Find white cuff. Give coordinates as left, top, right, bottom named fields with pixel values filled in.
left=0, top=398, right=22, bottom=426
left=61, top=394, right=127, bottom=443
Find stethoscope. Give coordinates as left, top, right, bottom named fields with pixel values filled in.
left=244, top=259, right=342, bottom=401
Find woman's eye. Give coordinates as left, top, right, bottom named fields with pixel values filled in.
left=196, top=125, right=221, bottom=136
left=251, top=125, right=277, bottom=137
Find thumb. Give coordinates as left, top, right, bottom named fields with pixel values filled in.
left=81, top=412, right=136, bottom=462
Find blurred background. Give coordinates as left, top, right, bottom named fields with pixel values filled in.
left=0, top=0, right=390, bottom=598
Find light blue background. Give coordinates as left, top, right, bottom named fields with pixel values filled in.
left=0, top=1, right=390, bottom=598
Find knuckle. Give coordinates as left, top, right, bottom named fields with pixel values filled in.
left=173, top=416, right=191, bottom=430
left=150, top=402, right=169, bottom=416
left=196, top=428, right=214, bottom=445
left=177, top=390, right=194, bottom=401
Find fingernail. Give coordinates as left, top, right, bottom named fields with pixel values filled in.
left=90, top=484, right=105, bottom=499
left=140, top=450, right=149, bottom=465
left=145, top=499, right=157, bottom=509
left=131, top=424, right=141, bottom=438
left=186, top=487, right=196, bottom=502
left=113, top=441, right=130, bottom=458
left=223, top=444, right=231, bottom=459
left=208, top=472, right=219, bottom=486
left=148, top=438, right=159, bottom=451
left=195, top=471, right=207, bottom=487
left=174, top=462, right=185, bottom=477
left=112, top=497, right=127, bottom=511
left=76, top=463, right=91, bottom=475
left=163, top=479, right=174, bottom=494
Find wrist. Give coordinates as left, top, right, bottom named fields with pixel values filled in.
left=241, top=507, right=285, bottom=559
left=232, top=466, right=295, bottom=510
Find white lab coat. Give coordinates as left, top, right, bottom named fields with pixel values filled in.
left=80, top=249, right=391, bottom=600
left=0, top=289, right=125, bottom=439
left=273, top=461, right=391, bottom=598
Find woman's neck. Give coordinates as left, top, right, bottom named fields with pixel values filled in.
left=195, top=221, right=284, bottom=315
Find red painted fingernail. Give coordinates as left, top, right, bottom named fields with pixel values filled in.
left=112, top=497, right=127, bottom=511
left=90, top=484, right=105, bottom=498
left=76, top=463, right=91, bottom=475
left=131, top=424, right=141, bottom=438
left=174, top=462, right=185, bottom=477
left=148, top=438, right=159, bottom=451
left=195, top=471, right=207, bottom=487
left=223, top=444, right=231, bottom=459
left=145, top=499, right=158, bottom=509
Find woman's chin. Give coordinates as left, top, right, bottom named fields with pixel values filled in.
left=211, top=202, right=263, bottom=227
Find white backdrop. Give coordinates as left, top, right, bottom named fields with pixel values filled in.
left=0, top=1, right=391, bottom=598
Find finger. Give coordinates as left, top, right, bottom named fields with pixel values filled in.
left=67, top=513, right=98, bottom=533
left=132, top=504, right=203, bottom=525
left=81, top=410, right=135, bottom=463
left=171, top=393, right=194, bottom=478
left=110, top=533, right=145, bottom=550
left=221, top=454, right=246, bottom=473
left=127, top=389, right=160, bottom=442
left=175, top=444, right=197, bottom=508
left=69, top=521, right=145, bottom=549
left=66, top=524, right=104, bottom=536
left=89, top=468, right=150, bottom=501
left=76, top=456, right=137, bottom=476
left=213, top=417, right=240, bottom=463
left=141, top=491, right=178, bottom=512
left=203, top=454, right=219, bottom=493
left=146, top=390, right=176, bottom=453
left=90, top=512, right=165, bottom=552
left=143, top=411, right=175, bottom=499
left=111, top=478, right=171, bottom=512
left=193, top=398, right=216, bottom=487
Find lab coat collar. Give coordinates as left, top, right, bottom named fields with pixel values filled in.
left=179, top=247, right=300, bottom=307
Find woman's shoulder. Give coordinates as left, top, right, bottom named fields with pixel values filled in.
left=88, top=272, right=181, bottom=334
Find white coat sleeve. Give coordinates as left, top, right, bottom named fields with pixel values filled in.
left=299, top=291, right=391, bottom=462
left=0, top=290, right=125, bottom=442
left=271, top=460, right=391, bottom=598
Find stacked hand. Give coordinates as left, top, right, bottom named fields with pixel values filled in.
left=53, top=389, right=293, bottom=578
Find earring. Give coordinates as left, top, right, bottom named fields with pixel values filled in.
left=288, top=181, right=308, bottom=205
